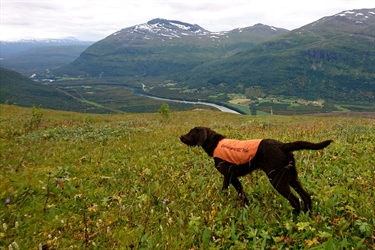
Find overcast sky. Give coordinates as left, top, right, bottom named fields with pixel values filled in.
left=1, top=0, right=373, bottom=41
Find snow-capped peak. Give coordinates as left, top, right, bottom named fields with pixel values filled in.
left=334, top=9, right=375, bottom=23
left=109, top=18, right=288, bottom=44
left=112, top=18, right=211, bottom=41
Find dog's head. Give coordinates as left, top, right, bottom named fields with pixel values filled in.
left=180, top=127, right=225, bottom=149
left=180, top=126, right=209, bottom=146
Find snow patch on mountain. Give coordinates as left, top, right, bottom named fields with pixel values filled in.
left=111, top=18, right=286, bottom=43
left=334, top=9, right=375, bottom=22
left=169, top=21, right=191, bottom=30
left=308, top=9, right=375, bottom=28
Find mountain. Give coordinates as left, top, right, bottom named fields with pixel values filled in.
left=0, top=38, right=93, bottom=58
left=181, top=9, right=375, bottom=102
left=0, top=67, right=96, bottom=112
left=0, top=45, right=91, bottom=77
left=55, top=18, right=288, bottom=77
left=0, top=38, right=93, bottom=77
left=53, top=11, right=375, bottom=103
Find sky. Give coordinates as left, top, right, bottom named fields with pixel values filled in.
left=1, top=0, right=374, bottom=41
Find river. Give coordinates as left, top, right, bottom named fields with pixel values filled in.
left=137, top=93, right=241, bottom=114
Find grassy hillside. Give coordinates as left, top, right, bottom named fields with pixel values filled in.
left=0, top=68, right=94, bottom=112
left=1, top=105, right=374, bottom=249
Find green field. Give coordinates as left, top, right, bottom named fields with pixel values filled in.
left=1, top=104, right=374, bottom=249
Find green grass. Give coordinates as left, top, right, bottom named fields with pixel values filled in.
left=1, top=104, right=374, bottom=249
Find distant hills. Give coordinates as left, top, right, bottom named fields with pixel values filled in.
left=0, top=38, right=93, bottom=76
left=0, top=45, right=91, bottom=77
left=0, top=38, right=93, bottom=58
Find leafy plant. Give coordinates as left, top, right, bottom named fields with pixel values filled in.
left=25, top=104, right=44, bottom=133
left=158, top=102, right=172, bottom=118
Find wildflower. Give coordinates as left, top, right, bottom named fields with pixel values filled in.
left=9, top=242, right=19, bottom=250
left=5, top=199, right=10, bottom=204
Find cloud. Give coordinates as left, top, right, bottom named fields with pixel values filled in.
left=0, top=0, right=373, bottom=41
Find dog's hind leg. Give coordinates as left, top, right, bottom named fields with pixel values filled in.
left=268, top=169, right=302, bottom=214
left=284, top=154, right=312, bottom=213
left=290, top=179, right=311, bottom=212
left=288, top=164, right=312, bottom=212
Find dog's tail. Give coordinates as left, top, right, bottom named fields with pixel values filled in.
left=282, top=140, right=333, bottom=152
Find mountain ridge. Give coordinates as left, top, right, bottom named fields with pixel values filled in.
left=0, top=38, right=93, bottom=59
left=55, top=18, right=288, bottom=77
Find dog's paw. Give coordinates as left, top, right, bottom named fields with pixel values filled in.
left=238, top=193, right=249, bottom=206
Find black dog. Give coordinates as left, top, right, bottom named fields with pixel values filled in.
left=180, top=126, right=333, bottom=214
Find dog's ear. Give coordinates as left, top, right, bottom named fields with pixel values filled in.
left=195, top=127, right=208, bottom=146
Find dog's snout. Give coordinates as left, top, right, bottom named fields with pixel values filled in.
left=180, top=134, right=194, bottom=146
left=180, top=134, right=187, bottom=142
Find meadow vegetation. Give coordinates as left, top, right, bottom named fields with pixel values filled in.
left=1, top=104, right=374, bottom=249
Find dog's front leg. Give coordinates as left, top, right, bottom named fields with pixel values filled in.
left=222, top=175, right=230, bottom=190
left=215, top=159, right=231, bottom=189
left=230, top=176, right=249, bottom=206
left=215, top=159, right=249, bottom=206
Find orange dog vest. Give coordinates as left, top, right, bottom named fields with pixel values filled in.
left=213, top=139, right=262, bottom=165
